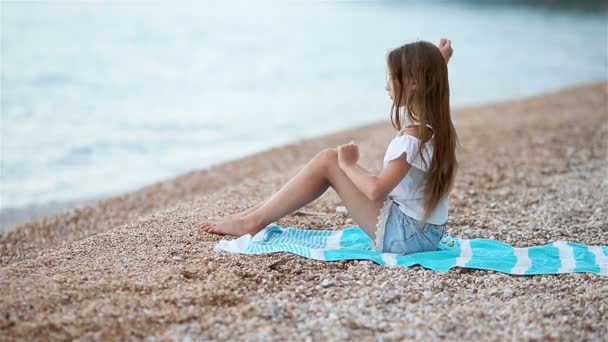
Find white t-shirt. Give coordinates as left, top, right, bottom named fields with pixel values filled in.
left=382, top=123, right=448, bottom=225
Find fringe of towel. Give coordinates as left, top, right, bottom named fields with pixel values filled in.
left=373, top=197, right=393, bottom=253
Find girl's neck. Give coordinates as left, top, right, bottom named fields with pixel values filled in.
left=399, top=105, right=423, bottom=127
left=400, top=100, right=423, bottom=113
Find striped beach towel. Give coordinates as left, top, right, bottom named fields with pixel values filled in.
left=214, top=224, right=608, bottom=277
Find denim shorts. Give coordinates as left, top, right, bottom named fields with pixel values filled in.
left=373, top=198, right=447, bottom=254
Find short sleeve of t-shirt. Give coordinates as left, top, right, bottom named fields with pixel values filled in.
left=383, top=135, right=433, bottom=172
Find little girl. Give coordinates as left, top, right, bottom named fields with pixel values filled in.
left=201, top=38, right=459, bottom=255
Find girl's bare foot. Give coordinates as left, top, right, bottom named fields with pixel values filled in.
left=200, top=210, right=247, bottom=231
left=200, top=212, right=264, bottom=237
left=438, top=38, right=453, bottom=63
left=199, top=201, right=264, bottom=231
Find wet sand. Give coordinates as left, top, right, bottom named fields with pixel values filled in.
left=1, top=82, right=607, bottom=340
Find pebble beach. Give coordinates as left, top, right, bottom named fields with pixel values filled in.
left=1, top=82, right=607, bottom=340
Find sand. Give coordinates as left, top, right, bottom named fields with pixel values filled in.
left=1, top=82, right=607, bottom=341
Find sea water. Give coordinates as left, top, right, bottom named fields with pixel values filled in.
left=1, top=1, right=607, bottom=229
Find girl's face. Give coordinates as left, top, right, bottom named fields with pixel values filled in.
left=385, top=69, right=415, bottom=106
left=385, top=70, right=396, bottom=101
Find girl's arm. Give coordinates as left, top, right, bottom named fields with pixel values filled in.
left=339, top=155, right=411, bottom=201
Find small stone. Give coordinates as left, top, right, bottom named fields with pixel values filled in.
left=258, top=327, right=271, bottom=340
left=566, top=146, right=574, bottom=157
left=320, top=279, right=334, bottom=288
left=305, top=274, right=317, bottom=281
left=181, top=270, right=195, bottom=279
left=405, top=292, right=421, bottom=303
left=336, top=206, right=348, bottom=215
left=270, top=304, right=281, bottom=320
left=337, top=330, right=350, bottom=340
left=172, top=256, right=183, bottom=261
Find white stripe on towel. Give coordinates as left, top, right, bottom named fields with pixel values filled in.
left=511, top=247, right=532, bottom=275
left=455, top=239, right=472, bottom=267
left=554, top=241, right=576, bottom=273
left=588, top=245, right=608, bottom=277
left=326, top=230, right=343, bottom=249
left=381, top=253, right=398, bottom=267
left=310, top=248, right=326, bottom=261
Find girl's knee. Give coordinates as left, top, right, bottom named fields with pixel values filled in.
left=316, top=148, right=338, bottom=163
left=313, top=148, right=338, bottom=173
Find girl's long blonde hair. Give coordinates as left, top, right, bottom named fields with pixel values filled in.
left=386, top=40, right=460, bottom=226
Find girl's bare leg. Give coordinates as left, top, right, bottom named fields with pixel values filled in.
left=200, top=150, right=330, bottom=236
left=200, top=148, right=385, bottom=240
left=200, top=200, right=266, bottom=230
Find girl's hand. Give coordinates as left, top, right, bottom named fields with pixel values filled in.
left=438, top=38, right=453, bottom=64
left=337, top=141, right=359, bottom=168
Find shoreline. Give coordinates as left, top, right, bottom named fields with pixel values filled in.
left=0, top=196, right=103, bottom=234
left=0, top=81, right=606, bottom=340
left=2, top=80, right=604, bottom=234
left=1, top=80, right=606, bottom=266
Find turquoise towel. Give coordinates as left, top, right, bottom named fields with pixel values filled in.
left=214, top=223, right=608, bottom=277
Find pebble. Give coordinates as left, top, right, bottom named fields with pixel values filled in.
left=320, top=279, right=334, bottom=288
left=1, top=84, right=606, bottom=342
left=336, top=206, right=348, bottom=215
left=270, top=304, right=281, bottom=320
